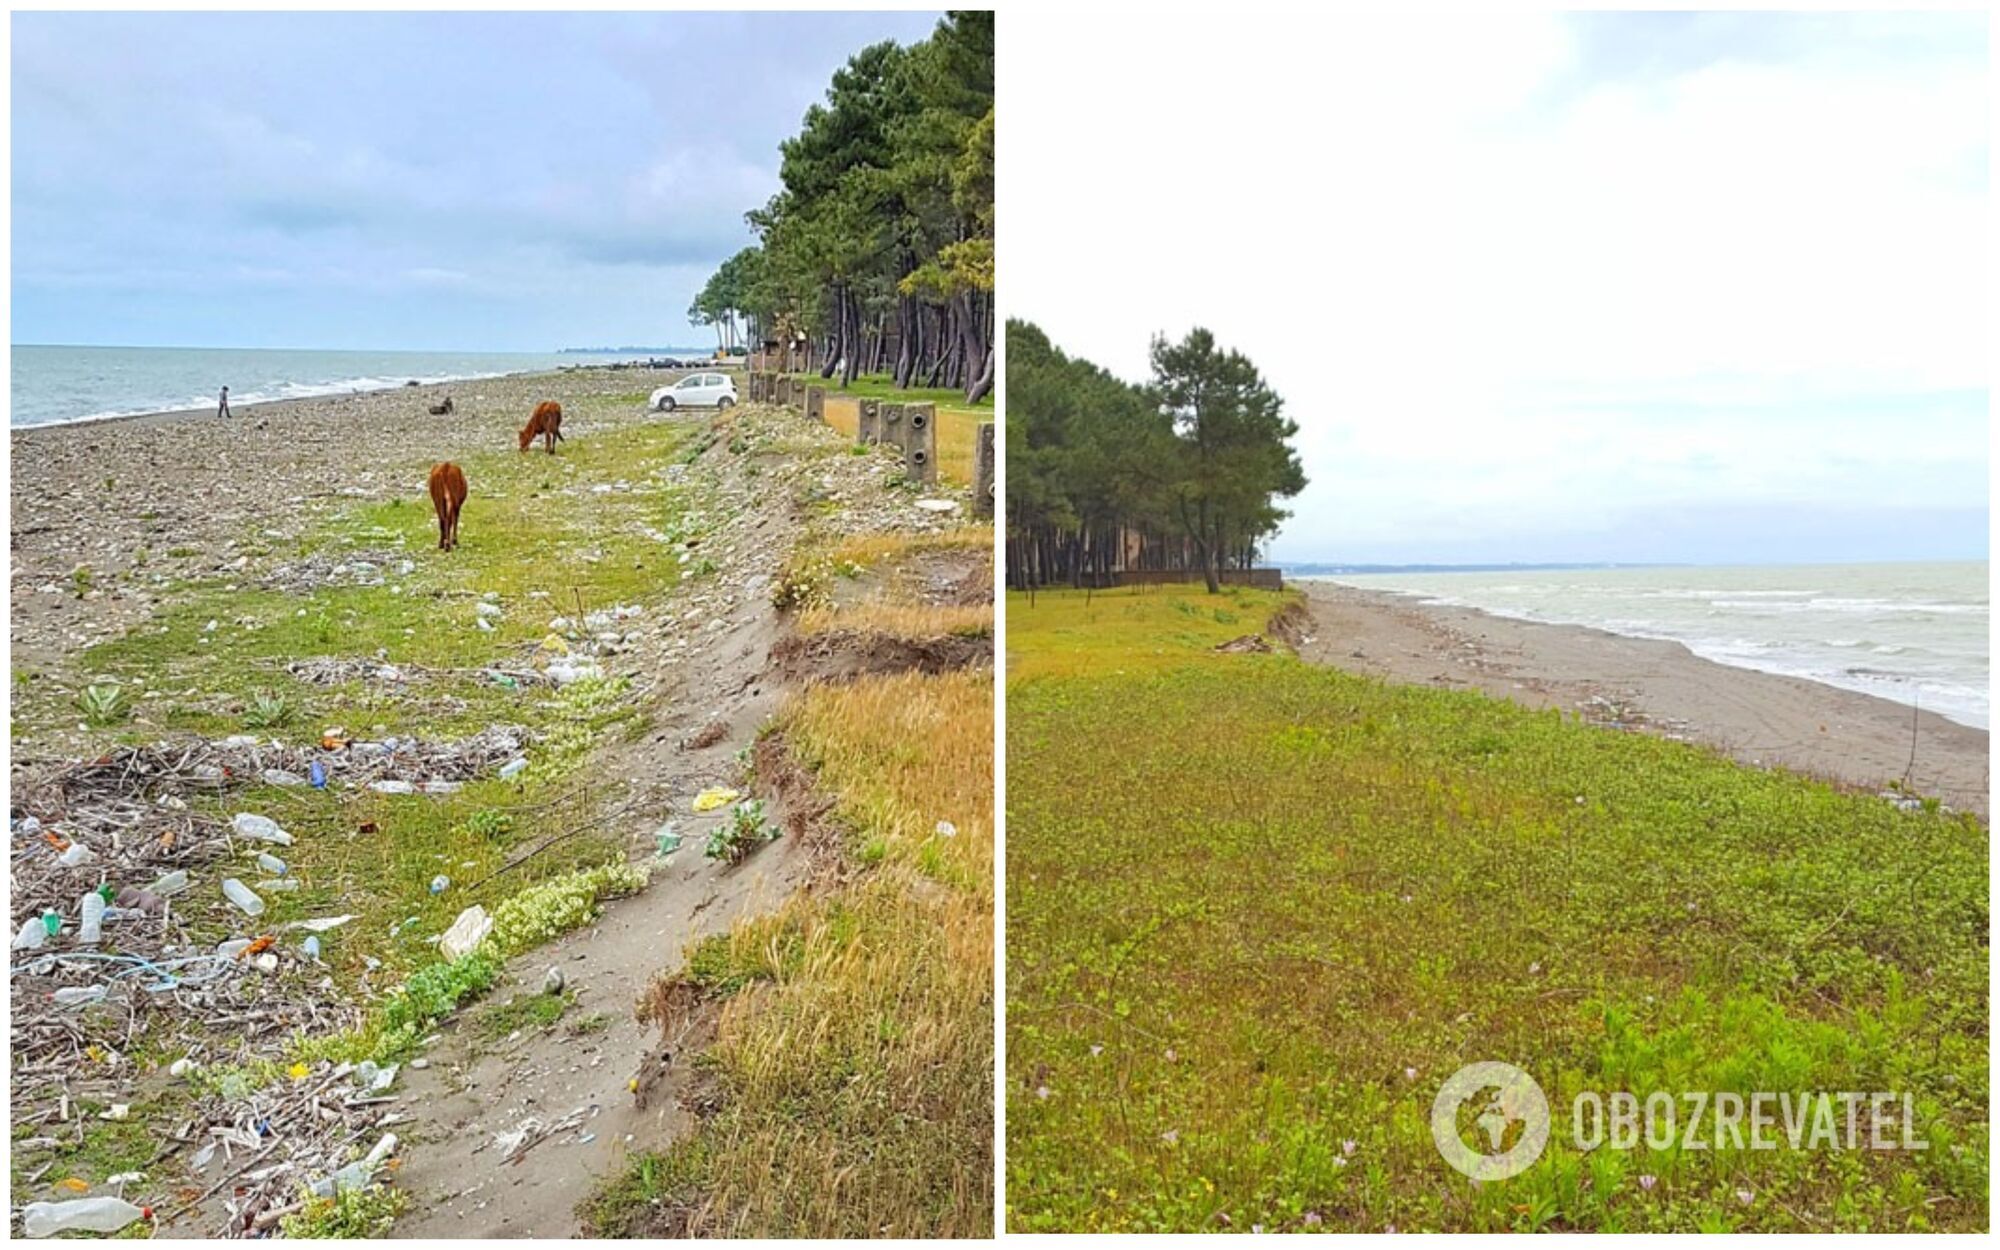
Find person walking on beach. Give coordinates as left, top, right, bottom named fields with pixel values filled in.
left=217, top=386, right=231, bottom=420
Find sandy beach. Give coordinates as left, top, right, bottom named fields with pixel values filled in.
left=1296, top=579, right=1989, bottom=817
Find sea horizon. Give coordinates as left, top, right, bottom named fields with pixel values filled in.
left=7, top=343, right=712, bottom=429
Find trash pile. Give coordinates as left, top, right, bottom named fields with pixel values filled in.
left=261, top=549, right=413, bottom=594
left=8, top=725, right=536, bottom=1236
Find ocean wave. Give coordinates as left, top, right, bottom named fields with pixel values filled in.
left=25, top=367, right=534, bottom=430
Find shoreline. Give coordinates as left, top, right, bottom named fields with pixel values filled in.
left=8, top=361, right=650, bottom=434
left=1294, top=579, right=1990, bottom=817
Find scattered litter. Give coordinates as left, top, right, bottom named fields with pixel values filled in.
left=692, top=787, right=741, bottom=813
left=438, top=905, right=492, bottom=961
left=429, top=874, right=452, bottom=895
left=654, top=822, right=683, bottom=857
left=370, top=779, right=416, bottom=795
left=498, top=757, right=529, bottom=781
left=913, top=498, right=960, bottom=513
left=21, top=1197, right=152, bottom=1238
left=231, top=813, right=294, bottom=846
left=221, top=878, right=266, bottom=917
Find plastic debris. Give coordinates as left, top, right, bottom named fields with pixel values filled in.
left=292, top=914, right=356, bottom=933
left=21, top=1197, right=152, bottom=1238
left=429, top=875, right=451, bottom=895
left=309, top=759, right=328, bottom=789
left=262, top=769, right=307, bottom=787
left=302, top=935, right=322, bottom=960
left=52, top=986, right=107, bottom=1008
left=369, top=780, right=415, bottom=795
left=692, top=787, right=741, bottom=813
left=231, top=813, right=294, bottom=846
left=77, top=891, right=106, bottom=946
left=308, top=1132, right=399, bottom=1198
left=148, top=869, right=190, bottom=897
left=222, top=878, right=267, bottom=917
left=256, top=852, right=288, bottom=875
left=14, top=917, right=49, bottom=950
left=438, top=905, right=492, bottom=961
left=498, top=757, right=529, bottom=781
left=654, top=822, right=683, bottom=857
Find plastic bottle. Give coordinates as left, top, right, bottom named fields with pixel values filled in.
left=78, top=891, right=106, bottom=945
left=52, top=986, right=107, bottom=1008
left=22, top=1197, right=151, bottom=1237
left=428, top=875, right=450, bottom=895
left=13, top=917, right=48, bottom=950
left=221, top=878, right=266, bottom=917
left=40, top=910, right=61, bottom=937
left=216, top=938, right=253, bottom=959
left=302, top=935, right=323, bottom=960
left=309, top=760, right=328, bottom=789
left=149, top=869, right=189, bottom=897
left=308, top=1133, right=398, bottom=1198
left=256, top=852, right=288, bottom=875
left=58, top=841, right=97, bottom=868
left=230, top=813, right=294, bottom=846
left=258, top=879, right=301, bottom=893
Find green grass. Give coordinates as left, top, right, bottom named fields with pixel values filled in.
left=781, top=370, right=993, bottom=411
left=1006, top=588, right=1988, bottom=1233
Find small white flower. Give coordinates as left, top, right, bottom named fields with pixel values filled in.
left=1342, top=1139, right=1358, bottom=1156
left=935, top=820, right=958, bottom=838
left=1035, top=1084, right=1050, bottom=1101
left=1160, top=1129, right=1179, bottom=1145
left=1404, top=1066, right=1418, bottom=1082
left=1089, top=1044, right=1104, bottom=1057
left=1735, top=1188, right=1754, bottom=1206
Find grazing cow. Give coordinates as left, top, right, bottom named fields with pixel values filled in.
left=428, top=396, right=454, bottom=416
left=428, top=462, right=467, bottom=551
left=519, top=401, right=565, bottom=454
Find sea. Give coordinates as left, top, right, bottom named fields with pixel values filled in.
left=7, top=344, right=702, bottom=428
left=1308, top=562, right=1990, bottom=730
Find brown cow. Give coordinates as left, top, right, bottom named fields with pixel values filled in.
left=428, top=462, right=467, bottom=551
left=519, top=401, right=564, bottom=454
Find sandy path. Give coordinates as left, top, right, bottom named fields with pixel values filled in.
left=1295, top=580, right=1988, bottom=818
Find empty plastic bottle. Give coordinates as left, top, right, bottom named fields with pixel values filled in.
left=309, top=1132, right=399, bottom=1197
left=230, top=813, right=294, bottom=846
left=52, top=986, right=107, bottom=1008
left=13, top=917, right=48, bottom=950
left=57, top=841, right=97, bottom=868
left=22, top=1197, right=152, bottom=1237
left=258, top=879, right=301, bottom=893
left=302, top=935, right=322, bottom=960
left=77, top=891, right=106, bottom=945
left=221, top=878, right=266, bottom=917
left=148, top=869, right=190, bottom=897
left=256, top=852, right=288, bottom=875
left=309, top=759, right=328, bottom=789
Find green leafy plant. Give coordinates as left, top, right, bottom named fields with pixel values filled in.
left=75, top=682, right=130, bottom=726
left=243, top=689, right=293, bottom=728
left=705, top=799, right=779, bottom=864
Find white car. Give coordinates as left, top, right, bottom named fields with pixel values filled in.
left=649, top=372, right=737, bottom=412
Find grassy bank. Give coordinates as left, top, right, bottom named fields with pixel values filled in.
left=585, top=534, right=995, bottom=1237
left=1006, top=587, right=1988, bottom=1233
left=786, top=371, right=990, bottom=486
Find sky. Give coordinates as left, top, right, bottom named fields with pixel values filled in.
left=1004, top=11, right=1989, bottom=566
left=10, top=10, right=941, bottom=352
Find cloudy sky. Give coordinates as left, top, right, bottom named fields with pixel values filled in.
left=1006, top=11, right=1988, bottom=565
left=11, top=11, right=940, bottom=352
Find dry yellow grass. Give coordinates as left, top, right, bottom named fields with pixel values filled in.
left=820, top=395, right=985, bottom=486
left=829, top=526, right=992, bottom=566
left=795, top=601, right=992, bottom=639
left=587, top=668, right=993, bottom=1237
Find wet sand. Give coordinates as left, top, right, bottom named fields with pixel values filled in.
left=1295, top=579, right=1989, bottom=818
